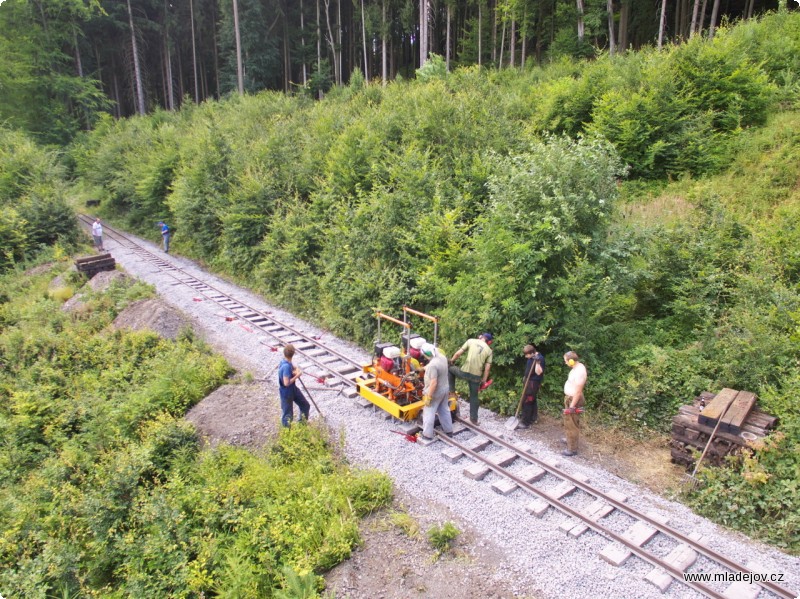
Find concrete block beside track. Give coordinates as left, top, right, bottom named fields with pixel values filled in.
left=488, top=449, right=517, bottom=467
left=644, top=568, right=673, bottom=593
left=545, top=481, right=576, bottom=501
left=491, top=479, right=518, bottom=495
left=582, top=499, right=614, bottom=522
left=442, top=446, right=465, bottom=463
left=723, top=581, right=761, bottom=599
left=463, top=462, right=491, bottom=480
left=526, top=498, right=550, bottom=518
left=518, top=464, right=546, bottom=483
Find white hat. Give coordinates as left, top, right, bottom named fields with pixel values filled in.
left=409, top=337, right=426, bottom=349
left=420, top=343, right=437, bottom=359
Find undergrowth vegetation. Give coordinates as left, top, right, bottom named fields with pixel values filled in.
left=0, top=128, right=79, bottom=271
left=62, top=12, right=800, bottom=552
left=0, top=265, right=392, bottom=596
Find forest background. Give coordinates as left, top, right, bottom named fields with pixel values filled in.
left=2, top=4, right=800, bottom=595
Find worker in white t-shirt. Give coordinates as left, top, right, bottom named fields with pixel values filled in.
left=92, top=218, right=104, bottom=251
left=562, top=351, right=587, bottom=457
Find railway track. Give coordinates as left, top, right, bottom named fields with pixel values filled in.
left=428, top=420, right=797, bottom=599
left=78, top=215, right=798, bottom=599
left=77, top=215, right=364, bottom=395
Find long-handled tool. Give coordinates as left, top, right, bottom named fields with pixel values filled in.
left=505, top=360, right=535, bottom=431
left=684, top=401, right=733, bottom=487
left=298, top=377, right=325, bottom=422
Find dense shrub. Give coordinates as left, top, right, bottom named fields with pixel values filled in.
left=62, top=12, right=800, bottom=553
left=0, top=265, right=392, bottom=596
left=0, top=128, right=78, bottom=269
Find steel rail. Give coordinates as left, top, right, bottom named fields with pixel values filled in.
left=443, top=420, right=797, bottom=599
left=78, top=215, right=796, bottom=599
left=77, top=215, right=364, bottom=392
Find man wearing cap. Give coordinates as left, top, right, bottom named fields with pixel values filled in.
left=449, top=333, right=493, bottom=425
left=419, top=343, right=452, bottom=440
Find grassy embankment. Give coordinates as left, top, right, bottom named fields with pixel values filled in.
left=0, top=264, right=391, bottom=597
left=6, top=11, right=799, bottom=555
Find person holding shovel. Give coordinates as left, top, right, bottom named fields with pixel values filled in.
left=562, top=351, right=587, bottom=457
left=519, top=344, right=544, bottom=429
left=278, top=344, right=310, bottom=427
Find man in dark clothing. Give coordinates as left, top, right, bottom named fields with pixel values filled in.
left=519, top=344, right=544, bottom=429
left=278, top=344, right=310, bottom=427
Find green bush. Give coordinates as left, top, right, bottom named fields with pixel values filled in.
left=0, top=128, right=78, bottom=269
left=0, top=266, right=392, bottom=596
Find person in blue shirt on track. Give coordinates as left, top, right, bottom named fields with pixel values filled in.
left=158, top=221, right=171, bottom=253
left=278, top=344, right=310, bottom=427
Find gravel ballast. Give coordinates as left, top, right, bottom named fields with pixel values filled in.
left=98, top=232, right=800, bottom=599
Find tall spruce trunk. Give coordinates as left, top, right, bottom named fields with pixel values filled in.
left=317, top=0, right=323, bottom=97
left=232, top=0, right=244, bottom=93
left=301, top=0, right=307, bottom=85
left=690, top=0, right=701, bottom=35
left=283, top=4, right=290, bottom=90
left=708, top=0, right=720, bottom=39
left=419, top=0, right=427, bottom=66
left=510, top=19, right=516, bottom=67
left=657, top=0, right=667, bottom=48
left=190, top=0, right=199, bottom=102
left=382, top=0, right=388, bottom=85
left=478, top=0, right=482, bottom=66
left=361, top=0, right=369, bottom=78
left=607, top=0, right=616, bottom=55
left=323, top=0, right=340, bottom=85
left=498, top=18, right=506, bottom=67
left=576, top=0, right=585, bottom=42
left=491, top=0, right=497, bottom=63
left=73, top=28, right=83, bottom=77
left=337, top=0, right=342, bottom=83
left=127, top=0, right=146, bottom=114
left=446, top=3, right=451, bottom=70
left=617, top=0, right=629, bottom=49
left=699, top=0, right=708, bottom=35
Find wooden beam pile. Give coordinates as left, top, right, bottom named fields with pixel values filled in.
left=670, top=389, right=778, bottom=469
left=75, top=253, right=116, bottom=278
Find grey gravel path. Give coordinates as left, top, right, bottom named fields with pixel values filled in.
left=101, top=231, right=800, bottom=599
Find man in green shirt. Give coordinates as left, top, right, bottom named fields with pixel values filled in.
left=448, top=333, right=493, bottom=425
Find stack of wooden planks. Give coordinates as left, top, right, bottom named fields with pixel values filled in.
left=75, top=253, right=116, bottom=278
left=670, top=388, right=778, bottom=468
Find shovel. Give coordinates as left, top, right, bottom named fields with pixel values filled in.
left=298, top=377, right=325, bottom=422
left=505, top=361, right=535, bottom=431
left=684, top=400, right=733, bottom=488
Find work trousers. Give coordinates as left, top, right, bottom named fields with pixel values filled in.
left=280, top=388, right=310, bottom=427
left=162, top=233, right=171, bottom=253
left=93, top=235, right=104, bottom=251
left=563, top=394, right=584, bottom=452
left=521, top=380, right=541, bottom=426
left=449, top=366, right=482, bottom=422
left=422, top=394, right=454, bottom=439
